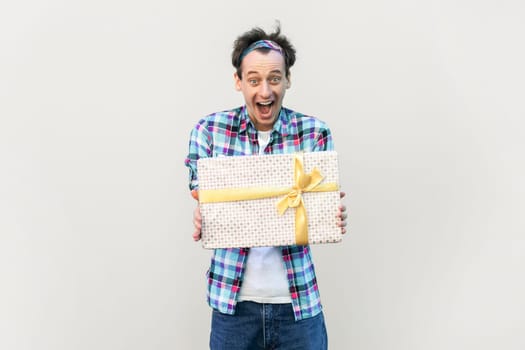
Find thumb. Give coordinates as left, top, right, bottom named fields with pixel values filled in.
left=191, top=190, right=199, bottom=201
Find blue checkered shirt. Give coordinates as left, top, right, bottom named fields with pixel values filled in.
left=184, top=105, right=334, bottom=321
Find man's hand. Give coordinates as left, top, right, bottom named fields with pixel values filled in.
left=337, top=191, right=348, bottom=234
left=193, top=205, right=202, bottom=241
left=191, top=190, right=202, bottom=241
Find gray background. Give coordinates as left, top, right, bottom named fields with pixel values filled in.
left=1, top=0, right=524, bottom=349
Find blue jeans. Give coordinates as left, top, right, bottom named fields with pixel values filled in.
left=210, top=301, right=328, bottom=350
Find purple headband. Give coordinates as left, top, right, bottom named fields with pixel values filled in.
left=240, top=40, right=284, bottom=61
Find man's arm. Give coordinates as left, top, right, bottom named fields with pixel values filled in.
left=185, top=120, right=212, bottom=241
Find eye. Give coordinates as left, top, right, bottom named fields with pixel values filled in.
left=270, top=76, right=282, bottom=84
left=248, top=78, right=259, bottom=86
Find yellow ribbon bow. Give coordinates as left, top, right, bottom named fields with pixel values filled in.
left=276, top=155, right=329, bottom=245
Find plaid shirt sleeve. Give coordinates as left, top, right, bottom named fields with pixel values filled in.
left=313, top=125, right=334, bottom=152
left=184, top=119, right=213, bottom=190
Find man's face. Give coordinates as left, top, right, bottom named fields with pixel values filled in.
left=234, top=50, right=291, bottom=131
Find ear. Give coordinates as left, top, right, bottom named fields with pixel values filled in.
left=234, top=72, right=242, bottom=91
left=286, top=73, right=291, bottom=89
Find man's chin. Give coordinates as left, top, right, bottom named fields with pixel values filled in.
left=253, top=117, right=276, bottom=131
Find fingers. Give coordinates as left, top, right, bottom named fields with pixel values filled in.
left=190, top=190, right=201, bottom=241
left=192, top=230, right=201, bottom=241
left=193, top=205, right=202, bottom=241
left=337, top=218, right=348, bottom=234
left=191, top=190, right=199, bottom=201
left=337, top=196, right=348, bottom=234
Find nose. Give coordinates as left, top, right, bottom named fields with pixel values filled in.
left=258, top=80, right=271, bottom=98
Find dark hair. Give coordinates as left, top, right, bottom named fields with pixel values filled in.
left=231, top=23, right=296, bottom=80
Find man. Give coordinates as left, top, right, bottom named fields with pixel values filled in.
left=185, top=24, right=347, bottom=350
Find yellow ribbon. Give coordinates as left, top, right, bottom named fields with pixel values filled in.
left=199, top=154, right=339, bottom=245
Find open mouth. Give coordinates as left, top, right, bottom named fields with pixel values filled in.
left=256, top=101, right=274, bottom=116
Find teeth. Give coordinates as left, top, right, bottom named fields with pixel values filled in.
left=258, top=101, right=272, bottom=106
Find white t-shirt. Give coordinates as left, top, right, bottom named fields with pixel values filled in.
left=237, top=130, right=292, bottom=303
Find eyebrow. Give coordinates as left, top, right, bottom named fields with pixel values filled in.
left=245, top=69, right=283, bottom=76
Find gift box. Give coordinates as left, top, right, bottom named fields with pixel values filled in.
left=197, top=151, right=342, bottom=249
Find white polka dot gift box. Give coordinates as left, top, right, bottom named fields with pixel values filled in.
left=197, top=151, right=342, bottom=249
